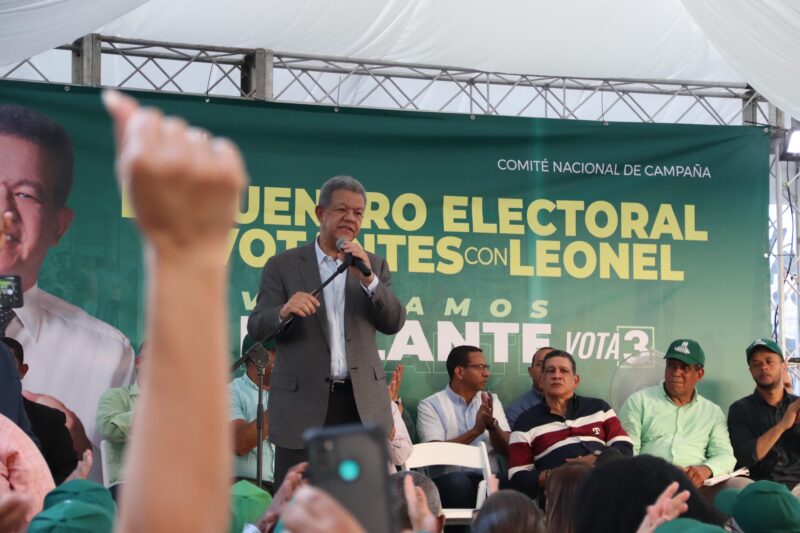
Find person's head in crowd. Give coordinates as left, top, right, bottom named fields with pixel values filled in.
left=0, top=105, right=75, bottom=292
left=315, top=175, right=367, bottom=252
left=745, top=338, right=787, bottom=395
left=3, top=336, right=26, bottom=379
left=27, top=499, right=112, bottom=533
left=229, top=480, right=271, bottom=533
left=390, top=471, right=445, bottom=533
left=242, top=335, right=276, bottom=390
left=573, top=455, right=725, bottom=533
left=545, top=462, right=592, bottom=533
left=663, top=339, right=705, bottom=404
left=471, top=489, right=545, bottom=533
left=715, top=479, right=800, bottom=533
left=541, top=350, right=579, bottom=401
left=43, top=479, right=116, bottom=518
left=528, top=346, right=555, bottom=393
left=446, top=345, right=490, bottom=396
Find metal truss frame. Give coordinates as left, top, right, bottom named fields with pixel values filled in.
left=770, top=143, right=800, bottom=359
left=1, top=35, right=771, bottom=125
left=1, top=34, right=794, bottom=352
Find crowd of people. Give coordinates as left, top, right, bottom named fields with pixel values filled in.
left=1, top=93, right=800, bottom=533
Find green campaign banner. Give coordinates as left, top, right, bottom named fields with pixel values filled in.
left=0, top=80, right=770, bottom=414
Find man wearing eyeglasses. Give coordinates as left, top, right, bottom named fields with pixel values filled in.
left=416, top=345, right=511, bottom=511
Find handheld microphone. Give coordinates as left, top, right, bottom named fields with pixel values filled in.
left=336, top=238, right=372, bottom=277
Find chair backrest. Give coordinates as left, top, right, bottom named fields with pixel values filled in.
left=404, top=441, right=493, bottom=524
left=99, top=439, right=112, bottom=488
left=405, top=441, right=490, bottom=474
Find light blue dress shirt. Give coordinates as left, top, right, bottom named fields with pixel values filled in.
left=417, top=385, right=510, bottom=475
left=314, top=239, right=378, bottom=379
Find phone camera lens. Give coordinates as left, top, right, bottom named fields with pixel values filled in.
left=338, top=459, right=360, bottom=482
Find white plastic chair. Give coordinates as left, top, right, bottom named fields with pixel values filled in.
left=403, top=441, right=492, bottom=525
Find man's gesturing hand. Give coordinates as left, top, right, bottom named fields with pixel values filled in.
left=279, top=291, right=321, bottom=320
left=780, top=398, right=800, bottom=430
left=102, top=89, right=246, bottom=264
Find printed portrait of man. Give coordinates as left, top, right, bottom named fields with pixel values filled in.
left=0, top=104, right=134, bottom=480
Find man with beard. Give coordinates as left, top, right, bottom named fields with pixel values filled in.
left=728, top=338, right=800, bottom=489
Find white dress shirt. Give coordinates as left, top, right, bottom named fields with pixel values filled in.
left=314, top=239, right=378, bottom=379
left=8, top=286, right=135, bottom=481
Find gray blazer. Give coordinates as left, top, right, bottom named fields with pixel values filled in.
left=247, top=242, right=406, bottom=449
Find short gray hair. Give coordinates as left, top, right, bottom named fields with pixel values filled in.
left=391, top=471, right=443, bottom=529
left=318, top=175, right=366, bottom=207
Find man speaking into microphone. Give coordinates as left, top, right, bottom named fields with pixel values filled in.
left=247, top=175, right=406, bottom=487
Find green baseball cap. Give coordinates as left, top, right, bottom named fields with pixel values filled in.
left=715, top=480, right=800, bottom=533
left=664, top=339, right=705, bottom=367
left=28, top=500, right=113, bottom=533
left=230, top=480, right=272, bottom=533
left=43, top=479, right=116, bottom=518
left=745, top=338, right=783, bottom=362
left=241, top=334, right=276, bottom=356
left=655, top=518, right=725, bottom=532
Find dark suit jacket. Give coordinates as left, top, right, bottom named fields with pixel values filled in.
left=247, top=241, right=406, bottom=449
left=0, top=345, right=36, bottom=444
left=24, top=397, right=78, bottom=485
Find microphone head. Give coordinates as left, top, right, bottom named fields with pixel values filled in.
left=335, top=237, right=349, bottom=251
left=246, top=343, right=272, bottom=368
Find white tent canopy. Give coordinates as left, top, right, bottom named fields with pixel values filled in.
left=1, top=0, right=798, bottom=119
left=96, top=0, right=740, bottom=82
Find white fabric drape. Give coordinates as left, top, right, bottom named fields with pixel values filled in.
left=681, top=0, right=800, bottom=120
left=97, top=0, right=741, bottom=82
left=0, top=0, right=147, bottom=67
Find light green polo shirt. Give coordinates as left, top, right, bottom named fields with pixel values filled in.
left=618, top=383, right=735, bottom=476
left=96, top=382, right=139, bottom=486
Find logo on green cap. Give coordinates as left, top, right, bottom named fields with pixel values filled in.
left=674, top=341, right=691, bottom=355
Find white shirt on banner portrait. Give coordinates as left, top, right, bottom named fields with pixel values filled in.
left=8, top=285, right=134, bottom=481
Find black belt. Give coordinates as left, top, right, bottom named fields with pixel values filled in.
left=327, top=378, right=353, bottom=392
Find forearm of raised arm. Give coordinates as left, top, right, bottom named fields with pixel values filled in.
left=120, top=258, right=231, bottom=533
